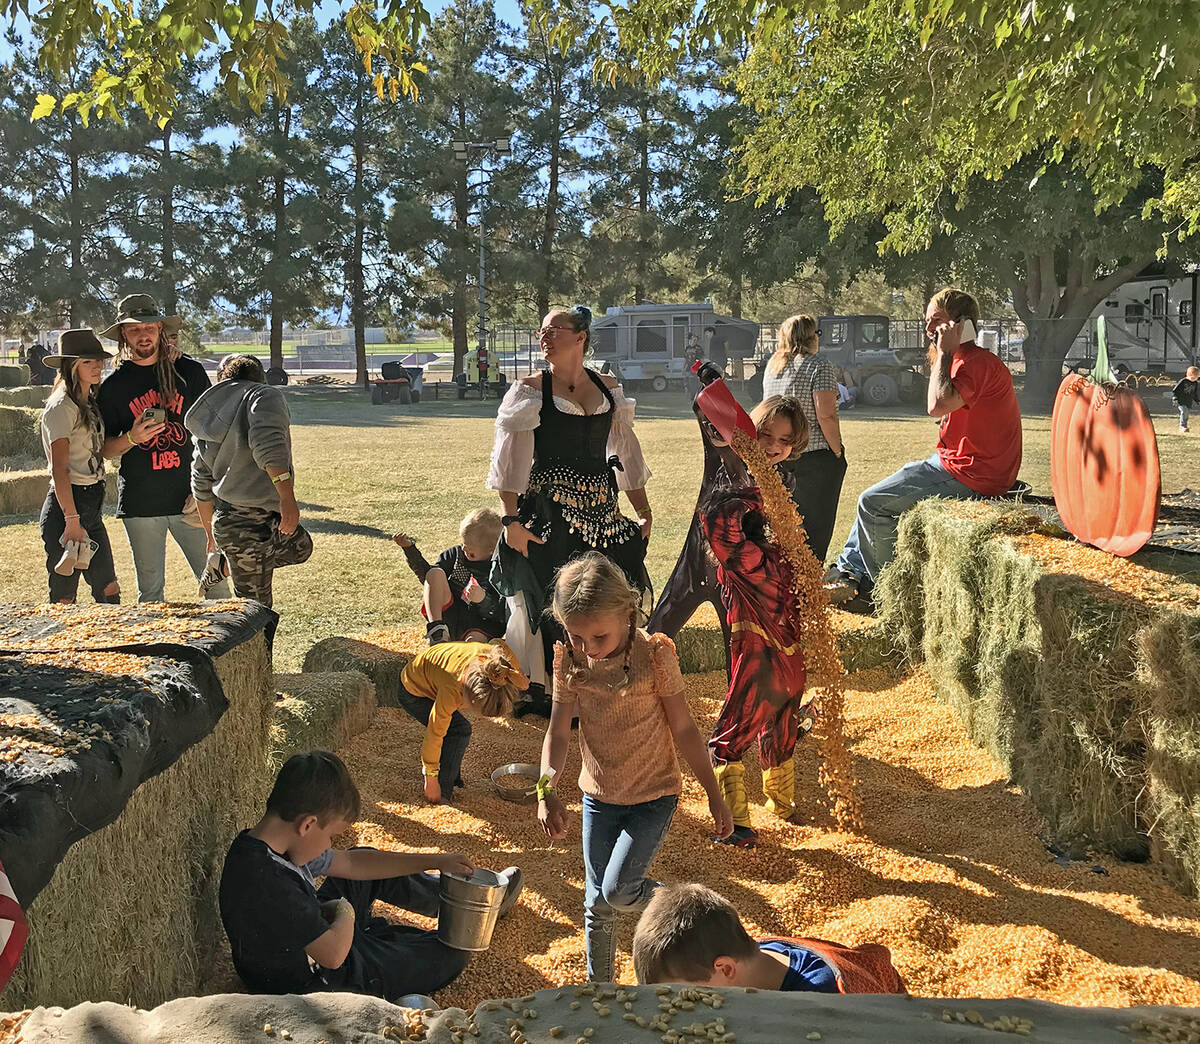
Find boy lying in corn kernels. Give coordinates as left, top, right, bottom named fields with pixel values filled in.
left=633, top=883, right=906, bottom=995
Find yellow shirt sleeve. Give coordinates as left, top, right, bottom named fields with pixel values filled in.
left=420, top=681, right=464, bottom=777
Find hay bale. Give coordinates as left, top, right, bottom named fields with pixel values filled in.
left=875, top=499, right=1200, bottom=864
left=0, top=365, right=29, bottom=388
left=0, top=387, right=50, bottom=408
left=0, top=470, right=117, bottom=518
left=271, top=670, right=376, bottom=769
left=0, top=406, right=41, bottom=460
left=1140, top=612, right=1200, bottom=896
left=674, top=619, right=727, bottom=675
left=302, top=634, right=416, bottom=708
left=1, top=634, right=275, bottom=1009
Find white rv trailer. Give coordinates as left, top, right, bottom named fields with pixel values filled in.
left=1068, top=269, right=1199, bottom=374
left=589, top=303, right=760, bottom=391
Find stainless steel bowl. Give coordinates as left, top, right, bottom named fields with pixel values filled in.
left=489, top=762, right=540, bottom=804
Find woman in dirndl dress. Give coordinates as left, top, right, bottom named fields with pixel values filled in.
left=489, top=306, right=652, bottom=714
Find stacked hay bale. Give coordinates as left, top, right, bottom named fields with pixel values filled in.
left=875, top=499, right=1200, bottom=889
left=1, top=611, right=276, bottom=1009
left=303, top=630, right=423, bottom=707
left=271, top=670, right=376, bottom=769
left=0, top=387, right=50, bottom=408
left=0, top=405, right=40, bottom=461
left=0, top=365, right=28, bottom=388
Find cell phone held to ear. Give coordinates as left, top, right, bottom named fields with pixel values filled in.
left=958, top=319, right=978, bottom=343
left=141, top=407, right=167, bottom=426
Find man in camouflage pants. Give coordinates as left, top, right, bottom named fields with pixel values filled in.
left=185, top=355, right=313, bottom=610
left=211, top=501, right=313, bottom=607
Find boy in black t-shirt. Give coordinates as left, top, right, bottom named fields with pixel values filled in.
left=219, top=750, right=523, bottom=1000
left=393, top=508, right=506, bottom=645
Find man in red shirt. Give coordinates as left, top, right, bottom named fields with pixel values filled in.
left=825, top=288, right=1022, bottom=612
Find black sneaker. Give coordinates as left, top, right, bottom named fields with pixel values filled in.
left=822, top=566, right=860, bottom=606
left=496, top=866, right=523, bottom=918
left=841, top=586, right=877, bottom=616
left=426, top=621, right=451, bottom=645
left=513, top=683, right=552, bottom=718
left=715, top=825, right=758, bottom=849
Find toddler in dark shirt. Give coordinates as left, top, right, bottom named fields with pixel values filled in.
left=394, top=508, right=505, bottom=645
left=219, top=750, right=522, bottom=1001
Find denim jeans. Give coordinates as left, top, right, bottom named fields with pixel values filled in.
left=581, top=793, right=678, bottom=982
left=395, top=681, right=471, bottom=795
left=836, top=453, right=978, bottom=585
left=1180, top=405, right=1190, bottom=431
left=122, top=513, right=232, bottom=602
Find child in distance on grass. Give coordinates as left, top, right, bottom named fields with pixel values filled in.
left=536, top=552, right=734, bottom=982
left=702, top=395, right=816, bottom=849
left=393, top=508, right=506, bottom=645
left=632, top=883, right=907, bottom=995
left=1173, top=365, right=1199, bottom=434
left=219, top=750, right=522, bottom=1002
left=396, top=639, right=528, bottom=803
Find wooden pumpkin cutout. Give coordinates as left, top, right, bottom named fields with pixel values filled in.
left=1050, top=316, right=1161, bottom=556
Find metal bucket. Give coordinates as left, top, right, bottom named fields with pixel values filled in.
left=437, top=869, right=505, bottom=952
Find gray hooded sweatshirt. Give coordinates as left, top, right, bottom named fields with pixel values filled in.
left=185, top=380, right=293, bottom=512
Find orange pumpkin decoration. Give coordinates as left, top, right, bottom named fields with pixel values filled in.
left=1050, top=317, right=1161, bottom=556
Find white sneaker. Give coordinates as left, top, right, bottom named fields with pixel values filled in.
left=198, top=552, right=228, bottom=597
left=54, top=542, right=80, bottom=576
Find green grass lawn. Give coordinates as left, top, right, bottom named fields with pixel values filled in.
left=1, top=386, right=1197, bottom=671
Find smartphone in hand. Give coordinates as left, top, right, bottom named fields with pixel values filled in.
left=141, top=407, right=167, bottom=425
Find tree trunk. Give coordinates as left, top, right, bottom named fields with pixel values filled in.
left=268, top=106, right=291, bottom=373
left=351, top=81, right=368, bottom=391
left=1019, top=318, right=1082, bottom=410
left=634, top=100, right=649, bottom=305
left=68, top=130, right=81, bottom=327
left=1008, top=247, right=1155, bottom=410
left=537, top=61, right=562, bottom=320
left=728, top=273, right=743, bottom=319
left=161, top=121, right=176, bottom=315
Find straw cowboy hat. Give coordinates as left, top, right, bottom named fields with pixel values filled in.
left=41, top=329, right=117, bottom=367
left=100, top=293, right=182, bottom=341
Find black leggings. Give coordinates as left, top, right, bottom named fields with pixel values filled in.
left=39, top=482, right=119, bottom=603
left=782, top=447, right=848, bottom=566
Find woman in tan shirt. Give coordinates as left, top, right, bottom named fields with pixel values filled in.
left=535, top=553, right=733, bottom=981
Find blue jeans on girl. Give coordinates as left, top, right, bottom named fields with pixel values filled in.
left=581, top=793, right=678, bottom=982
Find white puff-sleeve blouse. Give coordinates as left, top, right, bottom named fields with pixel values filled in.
left=487, top=379, right=652, bottom=493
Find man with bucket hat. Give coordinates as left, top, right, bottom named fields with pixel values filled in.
left=97, top=293, right=231, bottom=602
left=38, top=329, right=121, bottom=603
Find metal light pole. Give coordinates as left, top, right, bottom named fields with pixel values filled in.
left=452, top=137, right=511, bottom=387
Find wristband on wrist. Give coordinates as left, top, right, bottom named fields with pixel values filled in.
left=126, top=432, right=138, bottom=448
left=271, top=471, right=291, bottom=484
left=501, top=514, right=520, bottom=527
left=637, top=507, right=652, bottom=520
left=64, top=513, right=79, bottom=519
left=535, top=771, right=556, bottom=802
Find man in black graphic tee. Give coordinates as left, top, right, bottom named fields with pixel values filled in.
left=98, top=293, right=231, bottom=602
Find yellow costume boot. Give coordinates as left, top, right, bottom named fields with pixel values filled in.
left=762, top=761, right=796, bottom=821
left=713, top=761, right=758, bottom=848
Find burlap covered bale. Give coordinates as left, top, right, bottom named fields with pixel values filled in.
left=875, top=499, right=1199, bottom=866
left=0, top=365, right=28, bottom=388
left=1, top=634, right=275, bottom=1010
left=302, top=631, right=420, bottom=707
left=0, top=387, right=50, bottom=408
left=0, top=406, right=40, bottom=461
left=271, top=670, right=376, bottom=769
left=1140, top=612, right=1200, bottom=897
